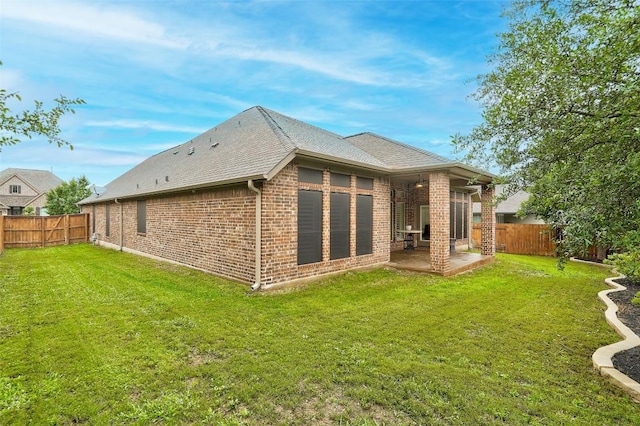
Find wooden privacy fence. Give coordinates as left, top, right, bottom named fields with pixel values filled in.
left=0, top=213, right=90, bottom=252
left=472, top=223, right=556, bottom=256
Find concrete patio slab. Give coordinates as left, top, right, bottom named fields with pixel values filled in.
left=388, top=248, right=494, bottom=276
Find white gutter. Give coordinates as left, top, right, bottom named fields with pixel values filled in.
left=247, top=180, right=262, bottom=291
left=114, top=198, right=123, bottom=251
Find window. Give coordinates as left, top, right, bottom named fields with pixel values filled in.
left=449, top=191, right=469, bottom=240
left=9, top=185, right=21, bottom=194
left=356, top=194, right=373, bottom=255
left=395, top=202, right=405, bottom=241
left=105, top=203, right=110, bottom=236
left=330, top=192, right=350, bottom=260
left=137, top=200, right=146, bottom=234
left=420, top=205, right=430, bottom=241
left=298, top=190, right=322, bottom=265
left=331, top=173, right=350, bottom=188
left=298, top=167, right=323, bottom=184
left=356, top=176, right=373, bottom=190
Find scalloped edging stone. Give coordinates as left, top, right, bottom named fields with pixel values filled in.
left=589, top=268, right=640, bottom=402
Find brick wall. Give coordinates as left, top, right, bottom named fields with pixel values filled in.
left=84, top=160, right=391, bottom=287
left=260, top=161, right=390, bottom=286
left=84, top=186, right=257, bottom=283
left=429, top=171, right=450, bottom=275
left=480, top=184, right=496, bottom=256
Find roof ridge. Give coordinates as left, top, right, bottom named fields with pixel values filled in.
left=259, top=106, right=346, bottom=141
left=346, top=132, right=454, bottom=164
left=255, top=106, right=297, bottom=152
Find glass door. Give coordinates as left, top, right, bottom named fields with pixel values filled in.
left=395, top=202, right=405, bottom=240
left=420, top=205, right=430, bottom=241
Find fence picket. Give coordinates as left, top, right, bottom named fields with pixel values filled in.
left=0, top=214, right=90, bottom=252
left=472, top=223, right=556, bottom=256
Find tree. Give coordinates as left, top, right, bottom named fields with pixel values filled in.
left=453, top=0, right=640, bottom=259
left=1, top=61, right=85, bottom=148
left=22, top=206, right=35, bottom=216
left=45, top=176, right=92, bottom=215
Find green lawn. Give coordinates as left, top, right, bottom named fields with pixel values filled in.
left=0, top=245, right=638, bottom=425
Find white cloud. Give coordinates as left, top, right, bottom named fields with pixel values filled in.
left=1, top=0, right=187, bottom=49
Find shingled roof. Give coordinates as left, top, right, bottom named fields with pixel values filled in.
left=0, top=168, right=63, bottom=192
left=80, top=106, right=493, bottom=204
left=345, top=132, right=455, bottom=169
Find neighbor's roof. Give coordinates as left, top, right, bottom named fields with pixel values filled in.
left=0, top=195, right=38, bottom=208
left=80, top=106, right=494, bottom=204
left=0, top=168, right=63, bottom=192
left=472, top=185, right=532, bottom=214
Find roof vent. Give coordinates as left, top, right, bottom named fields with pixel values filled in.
left=188, top=146, right=195, bottom=155
left=211, top=142, right=219, bottom=148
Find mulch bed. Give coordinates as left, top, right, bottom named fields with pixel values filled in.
left=607, top=278, right=640, bottom=384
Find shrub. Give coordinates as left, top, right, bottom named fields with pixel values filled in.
left=605, top=251, right=640, bottom=284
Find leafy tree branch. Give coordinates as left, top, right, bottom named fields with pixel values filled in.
left=0, top=61, right=85, bottom=148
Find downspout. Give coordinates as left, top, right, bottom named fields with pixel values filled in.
left=247, top=180, right=262, bottom=291
left=114, top=198, right=123, bottom=251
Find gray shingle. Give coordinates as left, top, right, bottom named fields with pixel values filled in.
left=472, top=185, right=532, bottom=214
left=0, top=168, right=63, bottom=192
left=345, top=132, right=455, bottom=169
left=81, top=106, right=485, bottom=204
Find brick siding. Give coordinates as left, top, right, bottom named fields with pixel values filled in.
left=480, top=184, right=496, bottom=256
left=260, top=162, right=390, bottom=286
left=84, top=186, right=257, bottom=283
left=429, top=171, right=450, bottom=274
left=84, top=160, right=391, bottom=287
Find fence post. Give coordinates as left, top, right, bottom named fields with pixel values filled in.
left=41, top=216, right=45, bottom=247
left=65, top=214, right=70, bottom=245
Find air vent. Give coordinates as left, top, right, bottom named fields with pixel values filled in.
left=188, top=146, right=195, bottom=155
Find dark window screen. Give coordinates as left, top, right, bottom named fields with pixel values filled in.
left=356, top=176, right=373, bottom=190
left=331, top=173, right=350, bottom=188
left=137, top=200, right=146, bottom=234
left=356, top=195, right=373, bottom=255
left=298, top=190, right=323, bottom=265
left=105, top=203, right=110, bottom=236
left=299, top=168, right=323, bottom=184
left=330, top=192, right=350, bottom=260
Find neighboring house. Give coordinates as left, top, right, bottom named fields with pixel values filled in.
left=473, top=185, right=544, bottom=224
left=79, top=106, right=497, bottom=289
left=0, top=168, right=63, bottom=216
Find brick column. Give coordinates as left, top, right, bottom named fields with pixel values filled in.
left=349, top=174, right=357, bottom=257
left=429, top=172, right=450, bottom=275
left=322, top=169, right=331, bottom=262
left=481, top=184, right=496, bottom=256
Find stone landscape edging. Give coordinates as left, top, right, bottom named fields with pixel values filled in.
left=574, top=257, right=640, bottom=403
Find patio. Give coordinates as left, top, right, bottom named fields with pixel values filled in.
left=388, top=247, right=495, bottom=276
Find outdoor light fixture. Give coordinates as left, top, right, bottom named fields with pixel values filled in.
left=415, top=175, right=426, bottom=188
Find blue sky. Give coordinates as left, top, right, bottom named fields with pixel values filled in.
left=1, top=0, right=507, bottom=186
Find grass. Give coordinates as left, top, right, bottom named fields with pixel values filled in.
left=0, top=244, right=638, bottom=425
